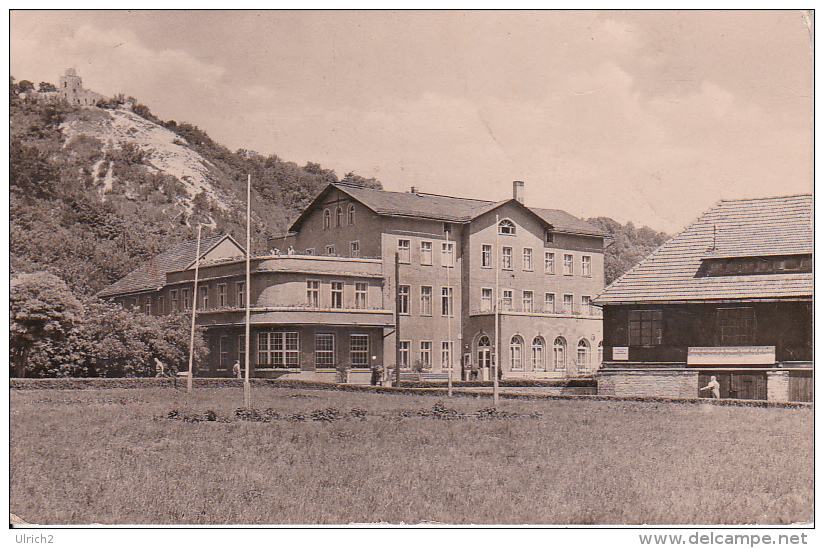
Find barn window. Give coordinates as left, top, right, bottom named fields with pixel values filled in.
left=717, top=307, right=756, bottom=346
left=629, top=309, right=663, bottom=346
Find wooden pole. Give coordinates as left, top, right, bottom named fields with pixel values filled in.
left=493, top=214, right=500, bottom=407
left=446, top=228, right=452, bottom=398
left=394, top=251, right=401, bottom=388
left=244, top=174, right=251, bottom=408
left=187, top=225, right=202, bottom=394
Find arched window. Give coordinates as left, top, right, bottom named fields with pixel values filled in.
left=532, top=336, right=545, bottom=371
left=577, top=339, right=591, bottom=372
left=510, top=335, right=524, bottom=370
left=553, top=337, right=566, bottom=371
left=323, top=209, right=331, bottom=230
left=477, top=335, right=491, bottom=369
left=335, top=206, right=343, bottom=227
left=498, top=219, right=516, bottom=235
left=597, top=341, right=603, bottom=367
left=347, top=204, right=355, bottom=225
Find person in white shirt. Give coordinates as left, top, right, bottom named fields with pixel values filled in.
left=700, top=376, right=721, bottom=398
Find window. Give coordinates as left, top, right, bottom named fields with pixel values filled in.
left=399, top=285, right=410, bottom=315
left=481, top=288, right=492, bottom=312
left=577, top=339, right=591, bottom=372
left=259, top=332, right=300, bottom=368
left=523, top=291, right=533, bottom=313
left=170, top=289, right=179, bottom=311
left=563, top=294, right=573, bottom=314
left=398, top=239, right=411, bottom=263
left=502, top=246, right=513, bottom=270
left=326, top=245, right=335, bottom=256
left=420, top=241, right=432, bottom=265
left=335, top=206, right=342, bottom=227
left=323, top=209, right=331, bottom=229
left=145, top=296, right=152, bottom=315
left=582, top=255, right=592, bottom=277
left=315, top=334, right=335, bottom=368
left=182, top=288, right=191, bottom=310
left=441, top=341, right=453, bottom=369
left=307, top=280, right=320, bottom=308
left=498, top=219, right=516, bottom=235
left=399, top=341, right=410, bottom=367
left=350, top=241, right=360, bottom=258
left=545, top=252, right=555, bottom=274
left=441, top=287, right=453, bottom=317
left=482, top=244, right=492, bottom=268
left=718, top=307, right=756, bottom=346
left=331, top=281, right=343, bottom=309
left=305, top=248, right=315, bottom=255
left=420, top=286, right=432, bottom=316
left=217, top=284, right=227, bottom=307
left=553, top=337, right=567, bottom=370
left=238, top=334, right=245, bottom=366
left=564, top=254, right=574, bottom=275
left=629, top=309, right=664, bottom=346
left=546, top=230, right=554, bottom=243
left=545, top=293, right=555, bottom=314
left=347, top=204, right=355, bottom=225
left=441, top=242, right=454, bottom=267
left=355, top=283, right=367, bottom=309
left=510, top=335, right=524, bottom=370
left=582, top=296, right=592, bottom=315
left=477, top=335, right=491, bottom=368
left=350, top=334, right=369, bottom=368
left=219, top=336, right=229, bottom=369
left=236, top=282, right=245, bottom=308
left=420, top=341, right=432, bottom=368
left=523, top=248, right=533, bottom=271
left=199, top=286, right=208, bottom=309
left=502, top=289, right=513, bottom=311
left=157, top=296, right=164, bottom=314
left=532, top=336, right=545, bottom=371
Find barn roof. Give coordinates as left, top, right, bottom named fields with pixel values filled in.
left=288, top=183, right=607, bottom=237
left=97, top=234, right=241, bottom=298
left=594, top=194, right=812, bottom=304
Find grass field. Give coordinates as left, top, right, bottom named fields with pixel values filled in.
left=10, top=386, right=813, bottom=525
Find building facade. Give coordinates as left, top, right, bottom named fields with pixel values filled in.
left=271, top=181, right=607, bottom=380
left=101, top=182, right=607, bottom=381
left=594, top=195, right=812, bottom=402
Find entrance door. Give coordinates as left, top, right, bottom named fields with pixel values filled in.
left=477, top=336, right=491, bottom=369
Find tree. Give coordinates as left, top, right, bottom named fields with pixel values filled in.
left=10, top=272, right=83, bottom=377
left=17, top=80, right=35, bottom=93
left=38, top=82, right=57, bottom=92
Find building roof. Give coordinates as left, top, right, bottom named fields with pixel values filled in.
left=594, top=194, right=812, bottom=304
left=289, top=182, right=607, bottom=237
left=97, top=234, right=240, bottom=297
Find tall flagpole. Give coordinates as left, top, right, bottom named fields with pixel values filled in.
left=446, top=227, right=452, bottom=398
left=244, top=174, right=251, bottom=408
left=187, top=224, right=202, bottom=394
left=493, top=213, right=500, bottom=407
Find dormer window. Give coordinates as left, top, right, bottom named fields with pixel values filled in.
left=498, top=219, right=516, bottom=235
left=546, top=229, right=554, bottom=243
left=699, top=254, right=812, bottom=277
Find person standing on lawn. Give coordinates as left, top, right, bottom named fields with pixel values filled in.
left=700, top=376, right=721, bottom=398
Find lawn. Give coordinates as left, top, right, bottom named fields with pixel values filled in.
left=9, top=386, right=813, bottom=525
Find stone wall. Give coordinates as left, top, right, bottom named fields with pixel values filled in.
left=767, top=370, right=790, bottom=402
left=597, top=369, right=698, bottom=399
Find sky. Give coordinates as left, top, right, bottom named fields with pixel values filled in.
left=9, top=10, right=813, bottom=233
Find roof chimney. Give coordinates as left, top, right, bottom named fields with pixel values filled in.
left=410, top=186, right=419, bottom=195
left=513, top=181, right=524, bottom=203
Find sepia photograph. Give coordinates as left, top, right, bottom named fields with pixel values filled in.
left=8, top=8, right=813, bottom=537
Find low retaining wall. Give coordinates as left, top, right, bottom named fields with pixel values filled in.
left=597, top=369, right=698, bottom=399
